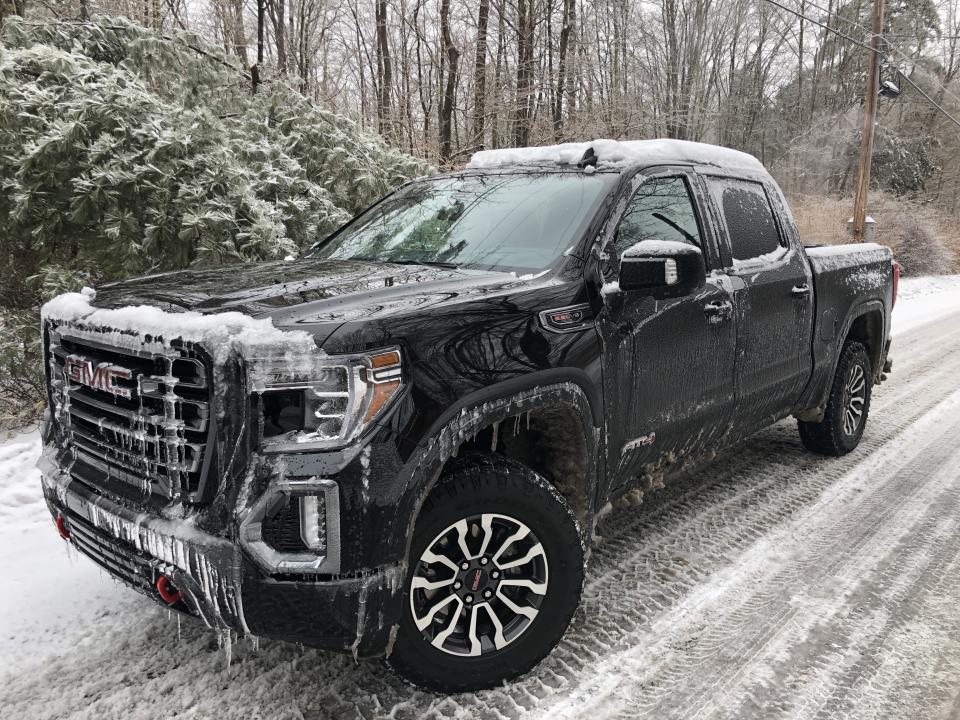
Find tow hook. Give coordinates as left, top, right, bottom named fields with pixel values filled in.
left=156, top=575, right=182, bottom=605
left=55, top=513, right=70, bottom=540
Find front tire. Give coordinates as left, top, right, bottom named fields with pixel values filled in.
left=798, top=341, right=873, bottom=456
left=387, top=454, right=584, bottom=693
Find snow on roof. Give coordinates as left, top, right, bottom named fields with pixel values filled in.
left=466, top=138, right=766, bottom=173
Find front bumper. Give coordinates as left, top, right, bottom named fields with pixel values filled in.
left=39, top=451, right=404, bottom=657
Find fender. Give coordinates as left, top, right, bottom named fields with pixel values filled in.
left=830, top=300, right=890, bottom=378
left=421, top=367, right=603, bottom=439
left=395, top=376, right=602, bottom=563
left=796, top=298, right=888, bottom=421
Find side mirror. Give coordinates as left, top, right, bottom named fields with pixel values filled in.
left=618, top=240, right=706, bottom=298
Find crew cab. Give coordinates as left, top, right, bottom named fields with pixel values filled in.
left=38, top=139, right=897, bottom=692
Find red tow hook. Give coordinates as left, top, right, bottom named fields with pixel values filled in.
left=55, top=513, right=70, bottom=540
left=156, top=575, right=182, bottom=605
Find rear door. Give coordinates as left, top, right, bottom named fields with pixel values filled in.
left=704, top=176, right=813, bottom=435
left=598, top=169, right=737, bottom=492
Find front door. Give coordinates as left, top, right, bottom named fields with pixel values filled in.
left=597, top=171, right=737, bottom=493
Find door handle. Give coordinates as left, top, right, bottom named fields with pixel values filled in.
left=791, top=283, right=811, bottom=297
left=703, top=300, right=732, bottom=322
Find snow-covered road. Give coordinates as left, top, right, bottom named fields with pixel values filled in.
left=2, top=276, right=960, bottom=719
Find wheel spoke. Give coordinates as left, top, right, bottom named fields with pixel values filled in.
left=421, top=548, right=459, bottom=572
left=500, top=577, right=548, bottom=595
left=484, top=603, right=508, bottom=650
left=491, top=525, right=530, bottom=566
left=496, top=541, right=546, bottom=570
left=467, top=604, right=482, bottom=656
left=414, top=591, right=460, bottom=631
left=411, top=575, right=456, bottom=592
left=844, top=409, right=856, bottom=435
left=430, top=599, right=463, bottom=650
left=454, top=519, right=472, bottom=560
left=476, top=514, right=495, bottom=560
left=496, top=587, right=538, bottom=620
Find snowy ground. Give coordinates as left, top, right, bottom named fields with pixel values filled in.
left=2, top=275, right=960, bottom=719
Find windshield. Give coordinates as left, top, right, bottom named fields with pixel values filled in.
left=306, top=173, right=615, bottom=272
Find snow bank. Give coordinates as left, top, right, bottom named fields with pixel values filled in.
left=892, top=274, right=960, bottom=337
left=467, top=139, right=766, bottom=173
left=42, top=288, right=320, bottom=364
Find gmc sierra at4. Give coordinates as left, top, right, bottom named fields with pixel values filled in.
left=38, top=139, right=897, bottom=692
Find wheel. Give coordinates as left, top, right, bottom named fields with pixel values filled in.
left=387, top=454, right=584, bottom=693
left=798, top=341, right=873, bottom=456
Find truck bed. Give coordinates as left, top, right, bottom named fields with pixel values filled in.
left=797, top=242, right=894, bottom=416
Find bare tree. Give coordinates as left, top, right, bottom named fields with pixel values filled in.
left=438, top=0, right=459, bottom=162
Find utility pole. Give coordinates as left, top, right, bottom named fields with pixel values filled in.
left=851, top=0, right=885, bottom=241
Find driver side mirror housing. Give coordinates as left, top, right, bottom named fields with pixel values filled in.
left=618, top=240, right=706, bottom=299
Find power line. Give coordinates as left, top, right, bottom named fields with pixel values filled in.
left=761, top=0, right=960, bottom=131
left=792, top=0, right=960, bottom=109
left=763, top=0, right=879, bottom=54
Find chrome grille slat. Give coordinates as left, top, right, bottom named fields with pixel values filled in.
left=68, top=405, right=203, bottom=467
left=72, top=448, right=171, bottom=497
left=69, top=422, right=201, bottom=476
left=66, top=388, right=208, bottom=433
left=47, top=326, right=213, bottom=502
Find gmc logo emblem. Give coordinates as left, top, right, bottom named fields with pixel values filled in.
left=64, top=356, right=132, bottom=399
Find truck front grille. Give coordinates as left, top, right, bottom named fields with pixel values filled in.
left=47, top=326, right=215, bottom=503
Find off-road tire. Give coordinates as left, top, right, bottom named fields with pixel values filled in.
left=387, top=453, right=584, bottom=693
left=799, top=341, right=873, bottom=456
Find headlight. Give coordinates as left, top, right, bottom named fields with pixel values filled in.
left=253, top=348, right=402, bottom=451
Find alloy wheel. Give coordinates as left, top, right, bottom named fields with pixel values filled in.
left=409, top=512, right=549, bottom=657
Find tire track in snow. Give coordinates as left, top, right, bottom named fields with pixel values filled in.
left=534, top=380, right=960, bottom=720
left=3, top=309, right=960, bottom=719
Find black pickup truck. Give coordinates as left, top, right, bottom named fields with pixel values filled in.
left=39, top=139, right=897, bottom=692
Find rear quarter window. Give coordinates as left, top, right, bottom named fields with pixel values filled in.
left=708, top=177, right=784, bottom=262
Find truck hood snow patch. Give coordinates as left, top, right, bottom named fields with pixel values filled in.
left=41, top=287, right=321, bottom=365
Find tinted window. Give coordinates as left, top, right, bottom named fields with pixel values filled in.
left=308, top=173, right=615, bottom=272
left=709, top=178, right=783, bottom=262
left=615, top=176, right=702, bottom=257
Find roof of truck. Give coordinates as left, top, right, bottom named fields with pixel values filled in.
left=466, top=139, right=766, bottom=174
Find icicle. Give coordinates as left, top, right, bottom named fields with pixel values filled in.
left=218, top=630, right=233, bottom=668
left=490, top=421, right=500, bottom=452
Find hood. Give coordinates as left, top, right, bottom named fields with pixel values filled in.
left=94, top=258, right=548, bottom=342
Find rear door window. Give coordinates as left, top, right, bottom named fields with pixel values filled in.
left=708, top=178, right=784, bottom=262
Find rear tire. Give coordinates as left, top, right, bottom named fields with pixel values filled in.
left=387, top=454, right=584, bottom=693
left=798, top=341, right=872, bottom=456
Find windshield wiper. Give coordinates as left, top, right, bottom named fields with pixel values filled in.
left=383, top=259, right=461, bottom=269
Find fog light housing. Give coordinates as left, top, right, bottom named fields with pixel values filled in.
left=240, top=479, right=340, bottom=575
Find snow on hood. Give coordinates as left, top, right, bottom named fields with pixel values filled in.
left=467, top=139, right=766, bottom=173
left=41, top=287, right=320, bottom=364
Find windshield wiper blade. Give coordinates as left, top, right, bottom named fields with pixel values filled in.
left=384, top=259, right=461, bottom=269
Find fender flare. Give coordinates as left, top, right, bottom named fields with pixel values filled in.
left=835, top=299, right=887, bottom=377
left=799, top=299, right=887, bottom=420
left=395, top=373, right=602, bottom=566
